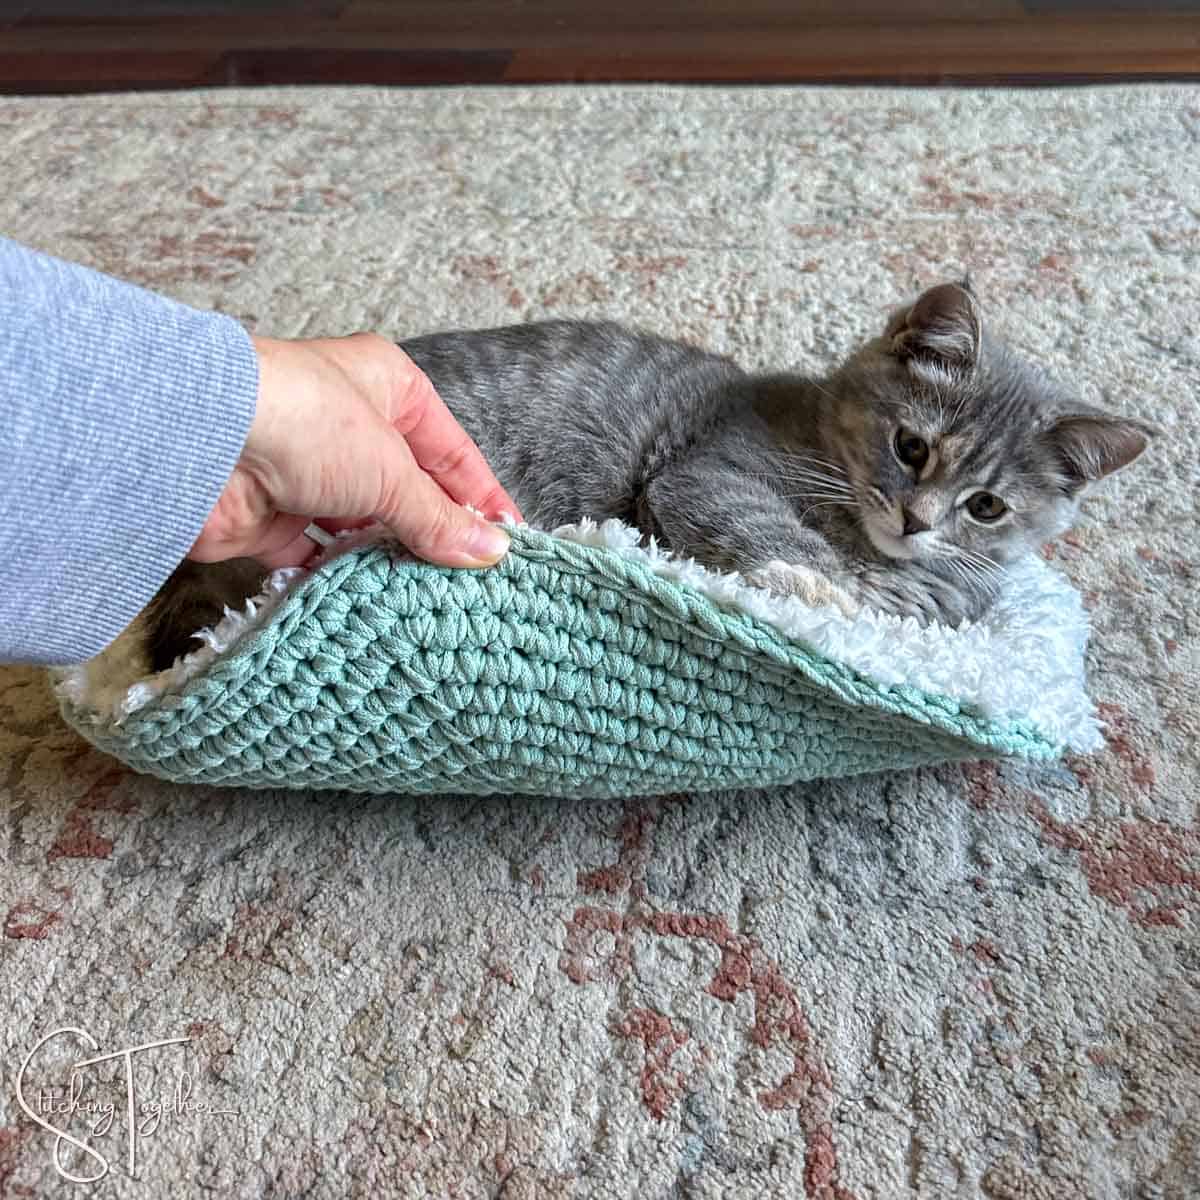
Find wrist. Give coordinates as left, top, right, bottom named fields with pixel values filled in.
left=244, top=335, right=303, bottom=492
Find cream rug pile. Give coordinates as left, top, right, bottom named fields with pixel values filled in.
left=1, top=85, right=1197, bottom=1198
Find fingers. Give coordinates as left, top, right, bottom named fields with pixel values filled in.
left=334, top=335, right=524, bottom=523
left=255, top=499, right=508, bottom=573
left=230, top=333, right=517, bottom=572
left=367, top=422, right=511, bottom=567
left=189, top=504, right=317, bottom=570
left=395, top=388, right=523, bottom=523
left=252, top=520, right=326, bottom=570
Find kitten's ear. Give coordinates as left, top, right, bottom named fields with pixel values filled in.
left=886, top=281, right=982, bottom=372
left=1044, top=410, right=1156, bottom=490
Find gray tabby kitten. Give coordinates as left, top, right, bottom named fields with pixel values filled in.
left=146, top=280, right=1151, bottom=670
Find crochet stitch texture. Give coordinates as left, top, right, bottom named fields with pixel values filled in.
left=58, top=527, right=1064, bottom=796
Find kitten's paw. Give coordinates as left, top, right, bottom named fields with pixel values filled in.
left=854, top=567, right=952, bottom=628
left=747, top=560, right=862, bottom=618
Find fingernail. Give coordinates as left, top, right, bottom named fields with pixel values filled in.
left=466, top=522, right=511, bottom=565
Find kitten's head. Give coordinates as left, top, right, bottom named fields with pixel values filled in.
left=826, top=279, right=1153, bottom=571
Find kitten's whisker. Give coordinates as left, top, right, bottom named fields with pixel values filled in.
left=769, top=471, right=857, bottom=497
left=949, top=384, right=972, bottom=430
left=787, top=448, right=846, bottom=468
left=941, top=542, right=1000, bottom=571
left=779, top=481, right=857, bottom=498
left=747, top=461, right=850, bottom=482
left=773, top=463, right=853, bottom=481
left=953, top=566, right=992, bottom=597
left=935, top=545, right=1003, bottom=598
left=958, top=548, right=1001, bottom=573
left=772, top=463, right=850, bottom=484
left=755, top=445, right=848, bottom=474
left=956, top=561, right=993, bottom=585
left=943, top=559, right=969, bottom=588
left=807, top=380, right=841, bottom=406
left=774, top=459, right=849, bottom=476
left=945, top=559, right=994, bottom=597
left=780, top=485, right=855, bottom=496
left=796, top=500, right=855, bottom=522
left=770, top=462, right=851, bottom=478
left=769, top=446, right=849, bottom=473
left=947, top=556, right=1002, bottom=595
left=781, top=491, right=860, bottom=506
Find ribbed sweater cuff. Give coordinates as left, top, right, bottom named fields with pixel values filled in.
left=1, top=238, right=258, bottom=665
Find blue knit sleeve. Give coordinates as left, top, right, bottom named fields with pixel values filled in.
left=0, top=237, right=258, bottom=666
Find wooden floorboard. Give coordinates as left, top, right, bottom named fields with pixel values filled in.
left=1, top=3, right=1198, bottom=90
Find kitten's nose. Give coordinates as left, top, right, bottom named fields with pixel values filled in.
left=902, top=508, right=930, bottom=536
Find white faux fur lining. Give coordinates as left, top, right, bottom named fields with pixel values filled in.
left=56, top=519, right=1102, bottom=752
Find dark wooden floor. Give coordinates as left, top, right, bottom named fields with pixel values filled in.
left=2, top=1, right=1199, bottom=91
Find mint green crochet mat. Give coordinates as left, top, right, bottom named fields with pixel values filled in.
left=58, top=526, right=1079, bottom=797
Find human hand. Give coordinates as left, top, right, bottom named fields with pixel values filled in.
left=190, top=332, right=522, bottom=570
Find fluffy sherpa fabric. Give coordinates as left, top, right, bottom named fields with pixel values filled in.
left=2, top=86, right=1197, bottom=1200
left=56, top=520, right=1099, bottom=795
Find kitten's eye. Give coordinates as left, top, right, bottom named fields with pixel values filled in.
left=894, top=429, right=929, bottom=472
left=967, top=491, right=1008, bottom=522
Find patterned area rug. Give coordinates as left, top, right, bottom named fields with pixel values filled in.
left=1, top=85, right=1197, bottom=1199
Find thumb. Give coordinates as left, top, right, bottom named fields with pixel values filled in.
left=374, top=429, right=512, bottom=568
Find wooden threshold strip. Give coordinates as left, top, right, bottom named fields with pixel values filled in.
left=1, top=16, right=1198, bottom=90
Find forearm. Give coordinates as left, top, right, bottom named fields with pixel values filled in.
left=0, top=237, right=257, bottom=666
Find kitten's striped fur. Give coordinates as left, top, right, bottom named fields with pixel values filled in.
left=145, top=281, right=1152, bottom=668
